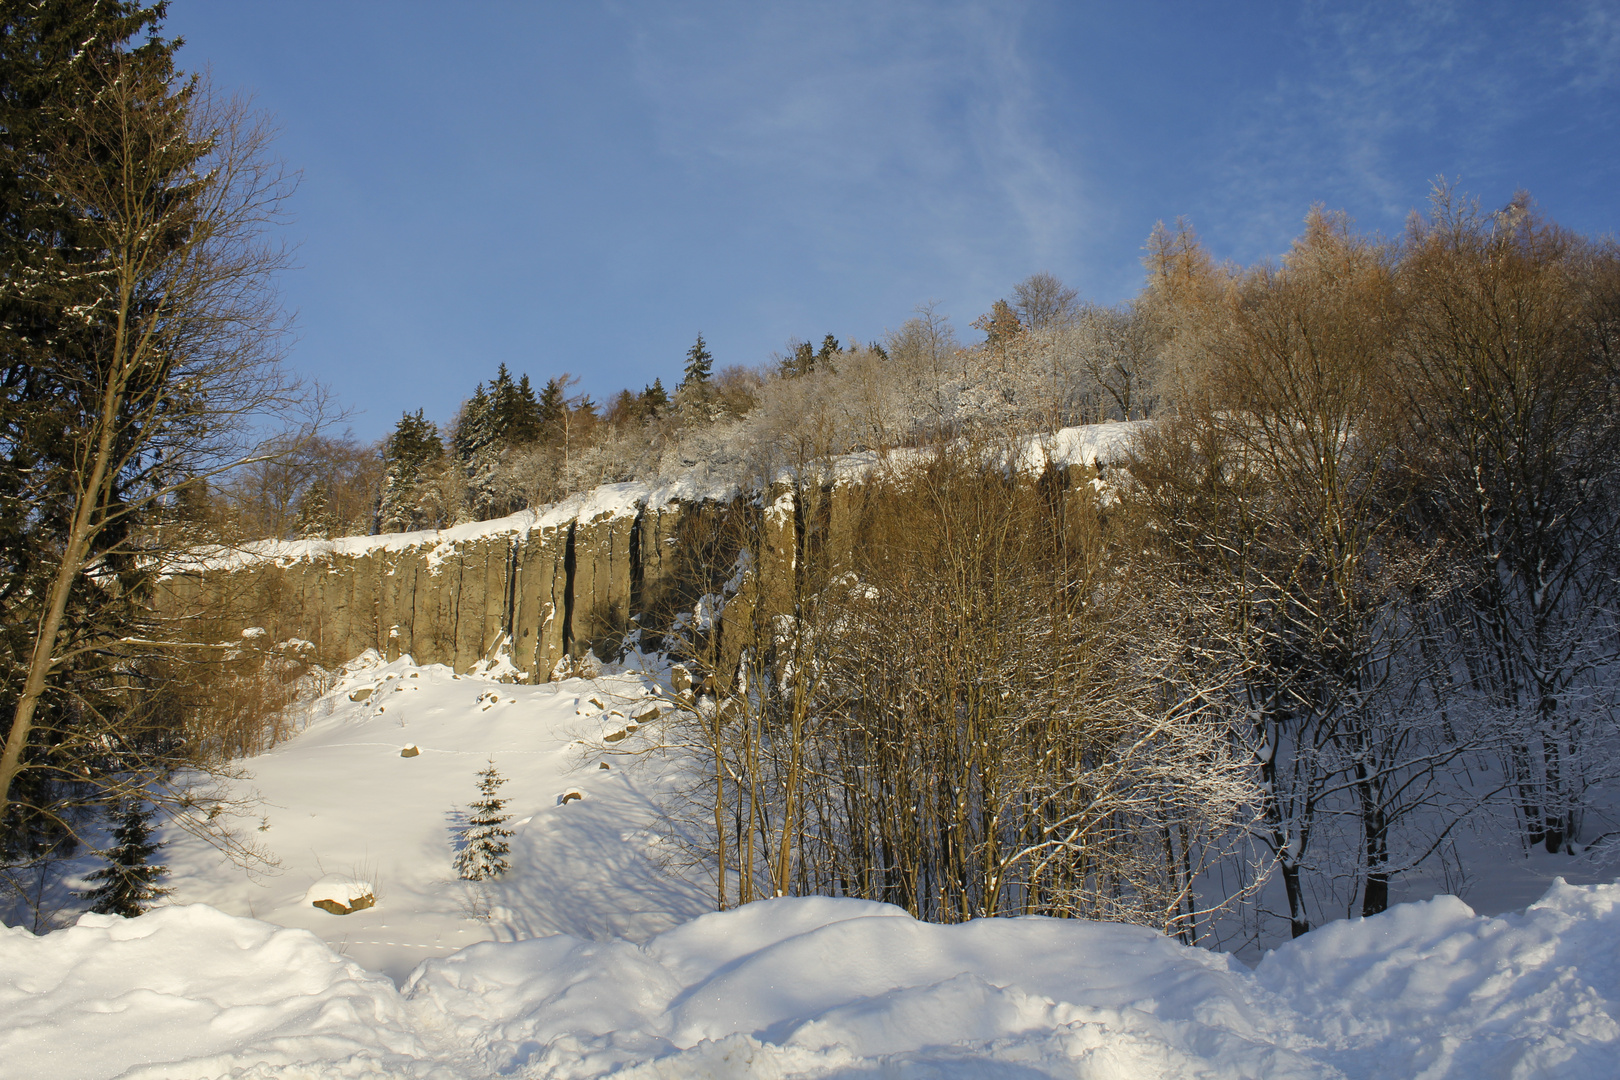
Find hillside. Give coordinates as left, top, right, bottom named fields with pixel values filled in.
left=4, top=654, right=1620, bottom=1078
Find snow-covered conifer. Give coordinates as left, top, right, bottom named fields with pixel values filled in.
left=379, top=409, right=444, bottom=532
left=80, top=801, right=171, bottom=918
left=454, top=761, right=513, bottom=880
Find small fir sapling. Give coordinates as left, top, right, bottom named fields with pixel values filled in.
left=81, top=801, right=172, bottom=917
left=455, top=761, right=513, bottom=880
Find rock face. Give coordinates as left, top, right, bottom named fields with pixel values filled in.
left=158, top=492, right=721, bottom=684
left=159, top=444, right=1116, bottom=685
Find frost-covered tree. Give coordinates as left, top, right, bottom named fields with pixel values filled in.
left=378, top=409, right=444, bottom=533
left=294, top=482, right=335, bottom=540
left=454, top=762, right=512, bottom=881
left=80, top=801, right=170, bottom=917
left=1012, top=271, right=1080, bottom=330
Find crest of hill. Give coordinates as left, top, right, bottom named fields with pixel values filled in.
left=181, top=421, right=1144, bottom=575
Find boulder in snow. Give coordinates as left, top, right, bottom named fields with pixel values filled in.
left=305, top=875, right=376, bottom=915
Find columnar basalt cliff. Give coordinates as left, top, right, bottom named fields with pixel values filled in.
left=158, top=485, right=723, bottom=681
left=160, top=425, right=1140, bottom=683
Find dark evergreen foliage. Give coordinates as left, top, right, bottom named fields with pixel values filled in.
left=680, top=334, right=714, bottom=391
left=378, top=409, right=443, bottom=533
left=0, top=0, right=192, bottom=862
left=640, top=378, right=669, bottom=419
left=538, top=377, right=568, bottom=443
left=80, top=800, right=170, bottom=917
left=780, top=340, right=816, bottom=379
left=816, top=334, right=841, bottom=371
left=488, top=364, right=542, bottom=446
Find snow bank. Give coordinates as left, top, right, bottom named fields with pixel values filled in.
left=1255, top=879, right=1620, bottom=1078
left=9, top=880, right=1620, bottom=1079
left=0, top=905, right=421, bottom=1080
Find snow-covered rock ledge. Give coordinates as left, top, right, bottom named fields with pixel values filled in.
left=152, top=422, right=1146, bottom=685
left=5, top=879, right=1620, bottom=1080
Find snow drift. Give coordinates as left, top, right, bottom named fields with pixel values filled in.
left=6, top=880, right=1620, bottom=1079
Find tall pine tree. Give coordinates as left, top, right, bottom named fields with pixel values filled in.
left=679, top=334, right=714, bottom=391
left=0, top=1, right=199, bottom=862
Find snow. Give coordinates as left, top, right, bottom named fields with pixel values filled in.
left=165, top=421, right=1145, bottom=577
left=10, top=881, right=1620, bottom=1078
left=303, top=875, right=374, bottom=907
left=0, top=905, right=421, bottom=1080
left=7, top=652, right=1620, bottom=1078
left=151, top=651, right=710, bottom=982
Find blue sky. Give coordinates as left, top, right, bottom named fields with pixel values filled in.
left=163, top=1, right=1620, bottom=443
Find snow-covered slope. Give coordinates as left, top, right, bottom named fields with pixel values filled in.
left=8, top=881, right=1620, bottom=1078
left=6, top=653, right=1620, bottom=1079
left=158, top=651, right=711, bottom=982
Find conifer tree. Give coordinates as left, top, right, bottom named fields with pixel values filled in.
left=780, top=340, right=815, bottom=379
left=538, top=377, right=568, bottom=443
left=454, top=761, right=512, bottom=881
left=80, top=801, right=170, bottom=917
left=454, top=385, right=494, bottom=462
left=510, top=374, right=542, bottom=444
left=379, top=410, right=443, bottom=533
left=973, top=299, right=1024, bottom=347
left=294, top=482, right=335, bottom=539
left=485, top=364, right=542, bottom=446
left=816, top=333, right=841, bottom=371
left=608, top=387, right=639, bottom=426
left=0, top=0, right=302, bottom=848
left=680, top=334, right=714, bottom=391
left=640, top=378, right=669, bottom=419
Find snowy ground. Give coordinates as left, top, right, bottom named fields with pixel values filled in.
left=151, top=651, right=714, bottom=983
left=5, top=654, right=1620, bottom=1079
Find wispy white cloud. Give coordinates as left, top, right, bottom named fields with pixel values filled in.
left=608, top=0, right=1089, bottom=313
left=1201, top=0, right=1611, bottom=260
left=1560, top=0, right=1620, bottom=90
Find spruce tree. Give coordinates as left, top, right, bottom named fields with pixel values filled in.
left=780, top=340, right=815, bottom=379
left=0, top=0, right=185, bottom=864
left=486, top=364, right=541, bottom=446
left=538, top=377, right=568, bottom=444
left=454, top=385, right=494, bottom=462
left=679, top=334, right=714, bottom=391
left=454, top=761, right=512, bottom=881
left=294, top=482, right=335, bottom=539
left=640, top=378, right=669, bottom=419
left=379, top=410, right=443, bottom=533
left=816, top=334, right=841, bottom=371
left=81, top=801, right=170, bottom=917
left=510, top=373, right=542, bottom=444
